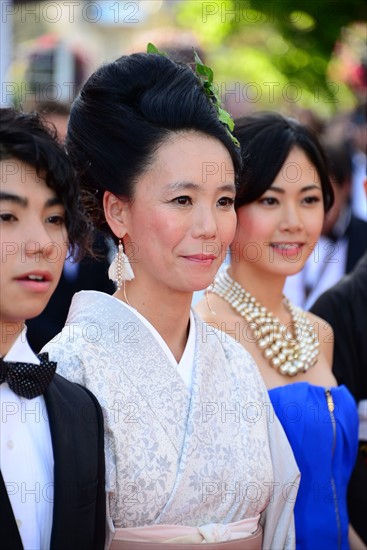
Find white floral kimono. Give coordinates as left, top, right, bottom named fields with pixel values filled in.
left=43, top=291, right=299, bottom=549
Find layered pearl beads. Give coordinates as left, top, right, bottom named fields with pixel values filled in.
left=212, top=267, right=319, bottom=377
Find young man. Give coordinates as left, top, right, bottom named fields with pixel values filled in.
left=0, top=109, right=105, bottom=549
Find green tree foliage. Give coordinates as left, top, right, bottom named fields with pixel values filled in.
left=175, top=0, right=366, bottom=115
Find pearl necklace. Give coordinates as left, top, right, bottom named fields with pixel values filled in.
left=212, top=267, right=320, bottom=377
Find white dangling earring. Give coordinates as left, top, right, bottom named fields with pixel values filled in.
left=108, top=239, right=135, bottom=291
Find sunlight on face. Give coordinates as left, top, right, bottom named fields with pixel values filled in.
left=123, top=132, right=237, bottom=293
left=0, top=158, right=68, bottom=323
left=233, top=147, right=324, bottom=279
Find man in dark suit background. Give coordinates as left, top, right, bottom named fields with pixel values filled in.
left=311, top=251, right=367, bottom=544
left=310, top=176, right=367, bottom=544
left=0, top=109, right=105, bottom=549
left=321, top=142, right=367, bottom=272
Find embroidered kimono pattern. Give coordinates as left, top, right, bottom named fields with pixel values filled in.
left=43, top=291, right=299, bottom=549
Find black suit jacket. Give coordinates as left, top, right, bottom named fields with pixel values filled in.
left=311, top=252, right=367, bottom=403
left=345, top=215, right=367, bottom=273
left=0, top=374, right=106, bottom=550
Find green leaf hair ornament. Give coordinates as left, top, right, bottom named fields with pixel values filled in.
left=147, top=43, right=167, bottom=56
left=193, top=51, right=240, bottom=147
left=146, top=43, right=240, bottom=147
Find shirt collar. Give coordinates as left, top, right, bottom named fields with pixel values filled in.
left=4, top=327, right=40, bottom=364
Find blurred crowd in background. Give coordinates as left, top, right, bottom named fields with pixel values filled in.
left=1, top=0, right=366, bottom=348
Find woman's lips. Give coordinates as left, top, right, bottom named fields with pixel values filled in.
left=183, top=254, right=217, bottom=264
left=270, top=243, right=304, bottom=256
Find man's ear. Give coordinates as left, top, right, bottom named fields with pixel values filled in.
left=103, top=191, right=130, bottom=238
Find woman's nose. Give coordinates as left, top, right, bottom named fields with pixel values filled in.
left=191, top=208, right=217, bottom=239
left=279, top=205, right=304, bottom=233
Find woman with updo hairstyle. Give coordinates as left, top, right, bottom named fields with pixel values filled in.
left=44, top=55, right=299, bottom=549
left=196, top=112, right=361, bottom=549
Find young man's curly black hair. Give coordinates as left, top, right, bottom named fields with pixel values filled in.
left=0, top=108, right=92, bottom=260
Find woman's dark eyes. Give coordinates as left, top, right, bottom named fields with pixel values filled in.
left=172, top=196, right=192, bottom=206
left=217, top=197, right=235, bottom=207
left=303, top=196, right=321, bottom=204
left=171, top=196, right=235, bottom=207
left=260, top=197, right=278, bottom=205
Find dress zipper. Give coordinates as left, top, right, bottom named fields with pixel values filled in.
left=325, top=388, right=341, bottom=549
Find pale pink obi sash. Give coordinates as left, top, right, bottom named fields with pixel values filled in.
left=110, top=516, right=262, bottom=549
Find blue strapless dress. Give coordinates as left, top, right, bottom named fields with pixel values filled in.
left=269, top=383, right=358, bottom=550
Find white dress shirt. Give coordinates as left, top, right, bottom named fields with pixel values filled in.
left=0, top=329, right=54, bottom=550
left=351, top=150, right=367, bottom=222
left=284, top=235, right=348, bottom=309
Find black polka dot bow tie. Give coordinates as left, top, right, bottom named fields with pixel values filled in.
left=0, top=353, right=57, bottom=399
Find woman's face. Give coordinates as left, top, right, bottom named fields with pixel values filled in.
left=122, top=132, right=237, bottom=292
left=232, top=146, right=324, bottom=278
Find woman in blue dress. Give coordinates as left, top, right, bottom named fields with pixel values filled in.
left=196, top=112, right=362, bottom=549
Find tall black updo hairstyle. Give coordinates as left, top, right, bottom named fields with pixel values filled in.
left=66, top=52, right=242, bottom=240
left=233, top=112, right=334, bottom=212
